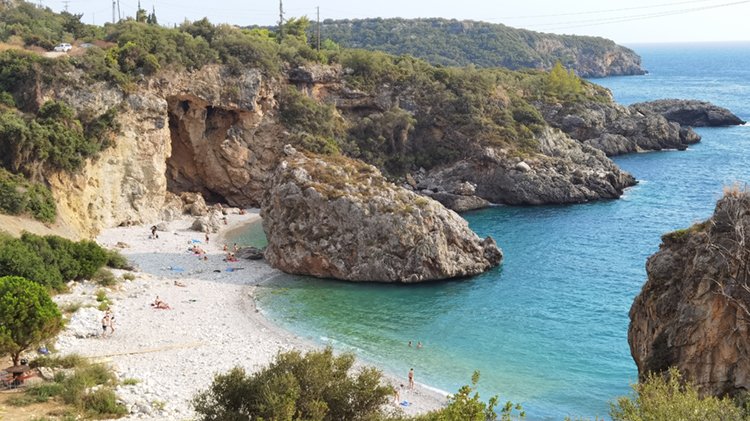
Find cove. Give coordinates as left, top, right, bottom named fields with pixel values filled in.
left=234, top=43, right=750, bottom=420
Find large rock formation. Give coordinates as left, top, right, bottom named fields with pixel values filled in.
left=629, top=190, right=750, bottom=397
left=536, top=99, right=702, bottom=156
left=415, top=128, right=636, bottom=205
left=630, top=99, right=746, bottom=127
left=261, top=146, right=502, bottom=282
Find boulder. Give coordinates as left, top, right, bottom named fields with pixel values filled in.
left=631, top=99, right=746, bottom=127
left=261, top=146, right=502, bottom=283
left=629, top=190, right=750, bottom=398
left=181, top=192, right=208, bottom=216
left=237, top=246, right=265, bottom=260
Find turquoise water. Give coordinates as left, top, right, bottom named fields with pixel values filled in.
left=239, top=43, right=750, bottom=420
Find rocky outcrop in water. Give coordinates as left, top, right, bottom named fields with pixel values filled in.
left=536, top=99, right=702, bottom=156
left=630, top=99, right=746, bottom=127
left=261, top=146, right=502, bottom=282
left=414, top=128, right=636, bottom=205
left=629, top=190, right=750, bottom=397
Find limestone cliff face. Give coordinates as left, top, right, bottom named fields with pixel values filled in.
left=261, top=146, right=502, bottom=282
left=629, top=191, right=750, bottom=397
left=532, top=37, right=645, bottom=78
left=38, top=66, right=285, bottom=235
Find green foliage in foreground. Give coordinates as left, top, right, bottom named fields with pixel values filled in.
left=15, top=355, right=127, bottom=418
left=194, top=348, right=525, bottom=421
left=610, top=367, right=746, bottom=421
left=0, top=276, right=62, bottom=366
left=0, top=232, right=114, bottom=291
left=194, top=347, right=393, bottom=421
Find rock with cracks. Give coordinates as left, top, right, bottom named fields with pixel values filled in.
left=629, top=190, right=750, bottom=398
left=261, top=146, right=502, bottom=283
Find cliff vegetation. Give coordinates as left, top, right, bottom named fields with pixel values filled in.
left=315, top=18, right=646, bottom=77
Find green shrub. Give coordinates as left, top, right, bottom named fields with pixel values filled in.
left=610, top=367, right=744, bottom=421
left=105, top=249, right=132, bottom=270
left=81, top=388, right=127, bottom=416
left=122, top=272, right=136, bottom=281
left=0, top=276, right=63, bottom=365
left=193, top=347, right=392, bottom=421
left=121, top=377, right=140, bottom=385
left=31, top=353, right=87, bottom=369
left=92, top=267, right=117, bottom=286
left=0, top=169, right=56, bottom=222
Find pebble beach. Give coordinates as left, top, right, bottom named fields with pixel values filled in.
left=53, top=210, right=447, bottom=420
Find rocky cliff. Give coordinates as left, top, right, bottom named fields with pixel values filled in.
left=629, top=189, right=750, bottom=397
left=536, top=98, right=701, bottom=156
left=33, top=66, right=286, bottom=235
left=630, top=99, right=746, bottom=127
left=412, top=128, right=635, bottom=205
left=261, top=146, right=502, bottom=282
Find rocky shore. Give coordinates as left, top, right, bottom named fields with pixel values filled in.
left=53, top=212, right=448, bottom=419
left=631, top=99, right=746, bottom=127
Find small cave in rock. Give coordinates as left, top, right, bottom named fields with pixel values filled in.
left=165, top=96, right=240, bottom=204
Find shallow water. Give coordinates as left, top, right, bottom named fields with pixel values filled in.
left=233, top=42, right=750, bottom=419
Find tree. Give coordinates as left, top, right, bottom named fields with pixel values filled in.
left=0, top=276, right=62, bottom=366
left=193, top=347, right=393, bottom=421
left=610, top=367, right=743, bottom=421
left=417, top=371, right=525, bottom=421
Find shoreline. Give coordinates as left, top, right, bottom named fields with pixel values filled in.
left=53, top=210, right=447, bottom=419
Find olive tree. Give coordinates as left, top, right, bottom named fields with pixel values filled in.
left=0, top=276, right=62, bottom=365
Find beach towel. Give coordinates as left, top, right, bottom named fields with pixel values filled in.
left=400, top=401, right=411, bottom=407
left=169, top=266, right=184, bottom=272
left=191, top=239, right=202, bottom=243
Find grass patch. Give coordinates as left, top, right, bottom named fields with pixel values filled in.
left=121, top=377, right=140, bottom=385
left=122, top=272, right=136, bottom=281
left=31, top=354, right=87, bottom=369
left=60, top=301, right=82, bottom=314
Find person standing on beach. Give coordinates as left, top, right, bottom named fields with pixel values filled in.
left=408, top=368, right=414, bottom=390
left=101, top=313, right=111, bottom=337
left=105, top=309, right=115, bottom=334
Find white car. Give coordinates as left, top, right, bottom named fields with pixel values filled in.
left=53, top=43, right=72, bottom=52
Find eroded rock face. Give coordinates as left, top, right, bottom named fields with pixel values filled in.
left=630, top=99, right=746, bottom=127
left=261, top=146, right=502, bottom=282
left=418, top=128, right=636, bottom=205
left=629, top=191, right=750, bottom=397
left=536, top=100, right=701, bottom=156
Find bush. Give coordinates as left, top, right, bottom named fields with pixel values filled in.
left=0, top=276, right=63, bottom=365
left=279, top=87, right=345, bottom=155
left=0, top=169, right=56, bottom=223
left=105, top=249, right=132, bottom=270
left=81, top=388, right=127, bottom=416
left=610, top=367, right=744, bottom=421
left=92, top=267, right=116, bottom=286
left=193, top=347, right=393, bottom=421
left=31, top=353, right=87, bottom=369
left=0, top=232, right=113, bottom=291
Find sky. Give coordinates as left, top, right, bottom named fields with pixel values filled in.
left=49, top=0, right=750, bottom=44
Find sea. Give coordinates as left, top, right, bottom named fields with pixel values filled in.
left=230, top=42, right=750, bottom=420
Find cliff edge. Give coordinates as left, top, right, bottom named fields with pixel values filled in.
left=629, top=189, right=750, bottom=397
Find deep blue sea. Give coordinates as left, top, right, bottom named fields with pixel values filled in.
left=233, top=43, right=750, bottom=420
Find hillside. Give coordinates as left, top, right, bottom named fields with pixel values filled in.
left=317, top=18, right=646, bottom=77
left=0, top=1, right=710, bottom=240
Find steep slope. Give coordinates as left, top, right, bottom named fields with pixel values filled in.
left=318, top=18, right=645, bottom=77
left=629, top=189, right=750, bottom=397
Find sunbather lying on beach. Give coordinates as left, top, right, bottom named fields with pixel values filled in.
left=151, top=295, right=171, bottom=309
